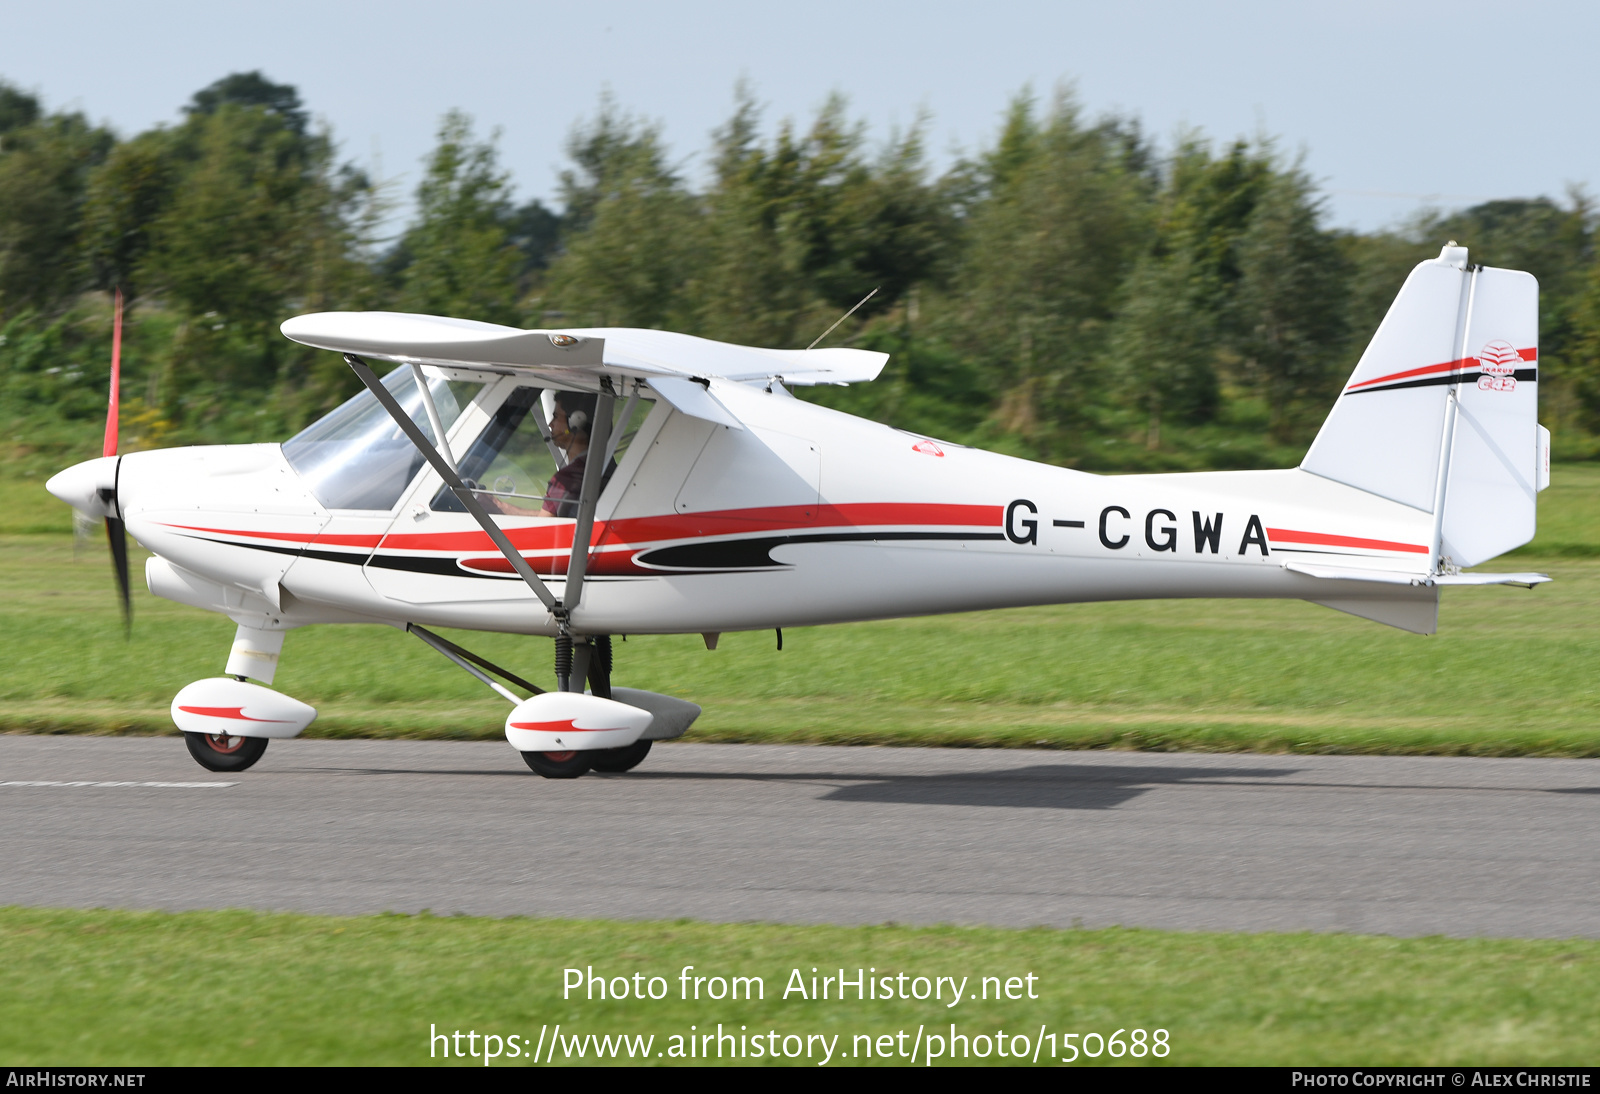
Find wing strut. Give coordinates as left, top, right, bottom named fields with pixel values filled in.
left=563, top=388, right=615, bottom=613
left=345, top=354, right=561, bottom=618
left=602, top=381, right=641, bottom=470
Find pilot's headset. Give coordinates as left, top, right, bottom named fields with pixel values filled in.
left=553, top=391, right=597, bottom=441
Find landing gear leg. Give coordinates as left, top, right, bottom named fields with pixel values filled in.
left=521, top=631, right=604, bottom=779
left=585, top=635, right=651, bottom=772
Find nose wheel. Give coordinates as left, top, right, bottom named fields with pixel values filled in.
left=184, top=732, right=269, bottom=772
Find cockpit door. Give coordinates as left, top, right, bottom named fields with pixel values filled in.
left=362, top=380, right=664, bottom=606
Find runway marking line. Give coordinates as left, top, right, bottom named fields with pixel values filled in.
left=1, top=780, right=235, bottom=788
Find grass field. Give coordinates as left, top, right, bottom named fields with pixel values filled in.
left=2, top=907, right=1599, bottom=1066
left=1, top=464, right=1596, bottom=753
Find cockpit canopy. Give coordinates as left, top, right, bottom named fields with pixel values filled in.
left=282, top=364, right=650, bottom=514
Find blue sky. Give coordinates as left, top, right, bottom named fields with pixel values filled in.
left=3, top=1, right=1594, bottom=235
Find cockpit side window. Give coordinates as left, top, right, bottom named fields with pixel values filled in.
left=433, top=387, right=555, bottom=513
left=432, top=385, right=654, bottom=518
left=282, top=365, right=482, bottom=510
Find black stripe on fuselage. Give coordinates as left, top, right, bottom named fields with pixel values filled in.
left=174, top=528, right=1006, bottom=579
left=172, top=534, right=369, bottom=567
left=1348, top=367, right=1536, bottom=395
left=635, top=530, right=1005, bottom=571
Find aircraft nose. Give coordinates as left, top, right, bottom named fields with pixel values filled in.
left=46, top=455, right=119, bottom=517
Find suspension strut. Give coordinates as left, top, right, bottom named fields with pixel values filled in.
left=554, top=630, right=573, bottom=692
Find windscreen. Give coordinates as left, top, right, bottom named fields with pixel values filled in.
left=283, top=366, right=482, bottom=510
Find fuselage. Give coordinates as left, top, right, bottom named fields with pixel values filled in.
left=86, top=369, right=1439, bottom=639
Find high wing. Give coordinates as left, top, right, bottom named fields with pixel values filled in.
left=280, top=312, right=886, bottom=388
left=281, top=311, right=887, bottom=430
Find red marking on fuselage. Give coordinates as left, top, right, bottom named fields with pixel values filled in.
left=159, top=523, right=384, bottom=548
left=176, top=705, right=294, bottom=723
left=1347, top=347, right=1535, bottom=392
left=164, top=503, right=1006, bottom=557
left=1266, top=527, right=1429, bottom=554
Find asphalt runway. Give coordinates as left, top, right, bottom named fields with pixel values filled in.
left=3, top=736, right=1599, bottom=937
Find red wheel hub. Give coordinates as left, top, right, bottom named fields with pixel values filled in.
left=203, top=733, right=248, bottom=754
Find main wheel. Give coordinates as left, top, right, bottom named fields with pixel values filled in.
left=521, top=750, right=593, bottom=779
left=184, top=731, right=269, bottom=773
left=589, top=739, right=652, bottom=773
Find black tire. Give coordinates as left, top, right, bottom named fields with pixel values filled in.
left=184, top=731, right=269, bottom=773
left=520, top=750, right=594, bottom=779
left=589, top=739, right=652, bottom=773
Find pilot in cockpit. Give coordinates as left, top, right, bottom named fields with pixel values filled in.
left=487, top=390, right=597, bottom=519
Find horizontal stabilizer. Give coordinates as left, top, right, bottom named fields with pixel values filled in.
left=1431, top=571, right=1550, bottom=587
left=1285, top=562, right=1423, bottom=585
left=1286, top=561, right=1548, bottom=588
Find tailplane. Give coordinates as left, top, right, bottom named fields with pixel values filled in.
left=1301, top=244, right=1547, bottom=569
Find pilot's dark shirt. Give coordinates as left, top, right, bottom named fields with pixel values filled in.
left=542, top=453, right=587, bottom=518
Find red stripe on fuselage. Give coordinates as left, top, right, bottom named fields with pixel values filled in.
left=1266, top=527, right=1429, bottom=554
left=159, top=523, right=384, bottom=548
left=163, top=503, right=1004, bottom=555
left=1347, top=347, right=1536, bottom=392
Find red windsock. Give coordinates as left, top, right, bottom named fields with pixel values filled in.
left=103, top=288, right=122, bottom=458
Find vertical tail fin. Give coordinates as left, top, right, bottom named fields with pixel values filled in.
left=1301, top=245, right=1541, bottom=569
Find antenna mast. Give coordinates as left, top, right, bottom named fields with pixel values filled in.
left=806, top=286, right=879, bottom=350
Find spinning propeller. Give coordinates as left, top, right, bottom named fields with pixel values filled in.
left=102, top=289, right=131, bottom=633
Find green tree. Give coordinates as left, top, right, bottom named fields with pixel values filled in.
left=543, top=99, right=702, bottom=329
left=143, top=107, right=322, bottom=342
left=0, top=103, right=113, bottom=317
left=185, top=70, right=309, bottom=137
left=126, top=74, right=379, bottom=412
left=0, top=81, right=40, bottom=136
left=945, top=90, right=1152, bottom=452
left=1233, top=165, right=1348, bottom=442
left=1565, top=247, right=1600, bottom=432
left=81, top=130, right=178, bottom=303
left=394, top=110, right=522, bottom=325
left=1105, top=252, right=1218, bottom=449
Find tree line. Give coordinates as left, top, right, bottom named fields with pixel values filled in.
left=2, top=71, right=1597, bottom=469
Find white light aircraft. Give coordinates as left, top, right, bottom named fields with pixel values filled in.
left=47, top=245, right=1550, bottom=777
